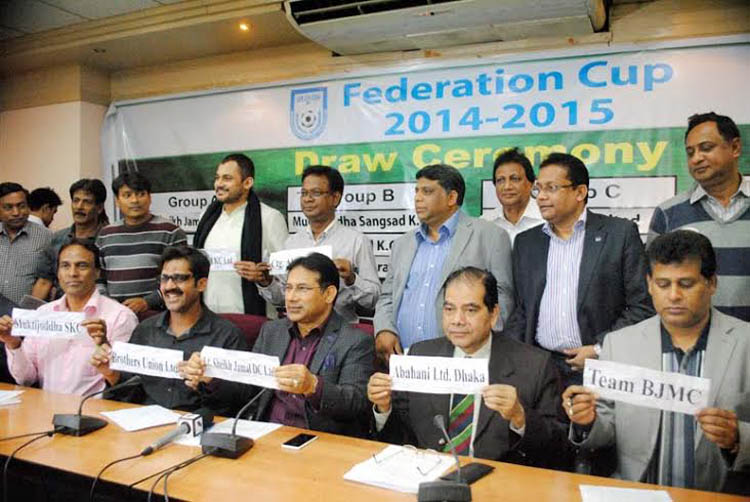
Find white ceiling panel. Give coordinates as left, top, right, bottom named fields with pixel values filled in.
left=40, top=0, right=162, bottom=20
left=0, top=0, right=86, bottom=33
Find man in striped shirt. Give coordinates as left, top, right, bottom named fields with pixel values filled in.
left=649, top=112, right=749, bottom=321
left=96, top=172, right=187, bottom=314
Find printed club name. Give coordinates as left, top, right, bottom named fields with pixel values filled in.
left=589, top=368, right=704, bottom=404
left=210, top=358, right=275, bottom=376
left=13, top=318, right=80, bottom=334
left=111, top=353, right=179, bottom=373
left=393, top=365, right=486, bottom=384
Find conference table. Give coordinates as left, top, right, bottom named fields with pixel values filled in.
left=0, top=383, right=746, bottom=502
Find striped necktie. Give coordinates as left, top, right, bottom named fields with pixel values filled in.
left=444, top=393, right=475, bottom=455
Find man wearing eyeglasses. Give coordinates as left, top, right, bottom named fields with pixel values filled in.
left=91, top=246, right=247, bottom=416
left=508, top=153, right=653, bottom=388
left=194, top=153, right=288, bottom=316
left=182, top=253, right=375, bottom=436
left=482, top=147, right=543, bottom=246
left=256, top=165, right=380, bottom=322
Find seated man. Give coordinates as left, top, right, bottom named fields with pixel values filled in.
left=91, top=246, right=246, bottom=416
left=0, top=240, right=137, bottom=395
left=368, top=267, right=567, bottom=469
left=183, top=253, right=374, bottom=437
left=564, top=230, right=750, bottom=493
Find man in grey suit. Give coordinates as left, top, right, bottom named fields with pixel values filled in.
left=374, top=164, right=514, bottom=364
left=508, top=153, right=653, bottom=387
left=184, top=253, right=375, bottom=437
left=564, top=230, right=750, bottom=494
left=368, top=267, right=568, bottom=469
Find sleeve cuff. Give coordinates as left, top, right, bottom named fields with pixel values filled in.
left=306, top=376, right=324, bottom=411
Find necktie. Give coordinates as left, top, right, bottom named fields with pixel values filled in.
left=444, top=393, right=474, bottom=455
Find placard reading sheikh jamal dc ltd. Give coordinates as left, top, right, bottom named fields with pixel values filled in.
left=389, top=355, right=489, bottom=394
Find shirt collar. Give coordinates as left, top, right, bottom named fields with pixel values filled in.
left=223, top=201, right=247, bottom=216
left=52, top=288, right=101, bottom=317
left=689, top=175, right=750, bottom=205
left=542, top=207, right=588, bottom=237
left=660, top=315, right=710, bottom=355
left=288, top=312, right=332, bottom=340
left=496, top=200, right=539, bottom=225
left=157, top=306, right=215, bottom=339
left=454, top=333, right=492, bottom=359
left=27, top=215, right=45, bottom=227
left=417, top=209, right=460, bottom=242
left=305, top=218, right=337, bottom=241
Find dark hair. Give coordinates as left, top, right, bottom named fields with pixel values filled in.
left=646, top=230, right=717, bottom=279
left=685, top=112, right=740, bottom=143
left=159, top=246, right=210, bottom=280
left=57, top=238, right=101, bottom=270
left=0, top=182, right=29, bottom=200
left=539, top=152, right=590, bottom=203
left=69, top=178, right=109, bottom=225
left=287, top=252, right=340, bottom=293
left=493, top=147, right=535, bottom=184
left=302, top=165, right=345, bottom=197
left=112, top=172, right=152, bottom=196
left=444, top=266, right=498, bottom=312
left=415, top=164, right=466, bottom=206
left=28, top=187, right=62, bottom=211
left=220, top=153, right=255, bottom=180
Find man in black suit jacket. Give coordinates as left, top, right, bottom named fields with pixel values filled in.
left=507, top=153, right=653, bottom=387
left=368, top=267, right=568, bottom=469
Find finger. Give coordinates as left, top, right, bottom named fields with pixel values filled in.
left=697, top=408, right=737, bottom=419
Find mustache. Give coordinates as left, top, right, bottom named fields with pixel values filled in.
left=164, top=288, right=183, bottom=296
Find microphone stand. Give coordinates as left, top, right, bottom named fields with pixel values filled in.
left=53, top=376, right=142, bottom=436
left=200, top=387, right=269, bottom=459
left=417, top=414, right=471, bottom=502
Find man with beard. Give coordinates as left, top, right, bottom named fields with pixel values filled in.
left=194, top=153, right=287, bottom=316
left=91, top=246, right=246, bottom=415
left=33, top=179, right=110, bottom=301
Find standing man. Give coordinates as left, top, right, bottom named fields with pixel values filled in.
left=257, top=165, right=380, bottom=322
left=369, top=268, right=567, bottom=468
left=27, top=187, right=62, bottom=229
left=183, top=253, right=375, bottom=436
left=96, top=172, right=187, bottom=314
left=33, top=179, right=109, bottom=301
left=193, top=153, right=287, bottom=316
left=0, top=239, right=137, bottom=395
left=91, top=246, right=246, bottom=416
left=482, top=147, right=543, bottom=246
left=374, top=164, right=514, bottom=364
left=649, top=112, right=749, bottom=321
left=564, top=230, right=750, bottom=494
left=0, top=183, right=52, bottom=304
left=509, top=153, right=653, bottom=387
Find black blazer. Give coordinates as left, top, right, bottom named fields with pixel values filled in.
left=378, top=332, right=570, bottom=469
left=507, top=210, right=654, bottom=347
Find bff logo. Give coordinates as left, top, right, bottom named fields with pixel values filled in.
left=290, top=87, right=327, bottom=140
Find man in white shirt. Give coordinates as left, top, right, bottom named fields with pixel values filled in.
left=193, top=153, right=287, bottom=316
left=482, top=147, right=542, bottom=246
left=257, top=165, right=380, bottom=322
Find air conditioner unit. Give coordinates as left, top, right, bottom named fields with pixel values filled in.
left=284, top=0, right=607, bottom=55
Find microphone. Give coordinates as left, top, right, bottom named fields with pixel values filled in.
left=141, top=409, right=213, bottom=456
left=200, top=387, right=270, bottom=459
left=53, top=375, right=142, bottom=436
left=416, top=414, right=471, bottom=502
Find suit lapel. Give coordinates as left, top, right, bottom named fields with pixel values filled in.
left=475, top=335, right=514, bottom=440
left=577, top=211, right=607, bottom=310
left=309, top=314, right=342, bottom=374
left=394, top=230, right=419, bottom=304
left=439, top=212, right=472, bottom=287
left=258, top=322, right=293, bottom=416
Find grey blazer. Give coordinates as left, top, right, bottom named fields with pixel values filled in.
left=248, top=312, right=375, bottom=437
left=373, top=211, right=514, bottom=339
left=577, top=309, right=750, bottom=492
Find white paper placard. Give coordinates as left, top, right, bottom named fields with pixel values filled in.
left=579, top=485, right=672, bottom=502
left=389, top=354, right=489, bottom=394
left=584, top=358, right=710, bottom=415
left=11, top=308, right=86, bottom=339
left=204, top=248, right=239, bottom=271
left=100, top=405, right=181, bottom=432
left=109, top=341, right=184, bottom=379
left=268, top=245, right=333, bottom=276
left=201, top=346, right=280, bottom=389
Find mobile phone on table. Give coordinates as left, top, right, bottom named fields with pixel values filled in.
left=282, top=433, right=318, bottom=450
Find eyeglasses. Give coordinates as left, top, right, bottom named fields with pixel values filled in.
left=372, top=445, right=442, bottom=476
left=283, top=284, right=323, bottom=294
left=530, top=183, right=575, bottom=198
left=300, top=190, right=330, bottom=199
left=159, top=273, right=193, bottom=284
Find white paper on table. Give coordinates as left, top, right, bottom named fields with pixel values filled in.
left=175, top=419, right=282, bottom=447
left=11, top=308, right=86, bottom=340
left=343, top=445, right=454, bottom=494
left=201, top=346, right=280, bottom=389
left=109, top=341, right=183, bottom=379
left=100, top=405, right=181, bottom=432
left=389, top=354, right=489, bottom=394
left=0, top=390, right=23, bottom=406
left=584, top=358, right=711, bottom=415
left=579, top=485, right=672, bottom=502
left=204, top=249, right=239, bottom=271
left=268, top=245, right=333, bottom=276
